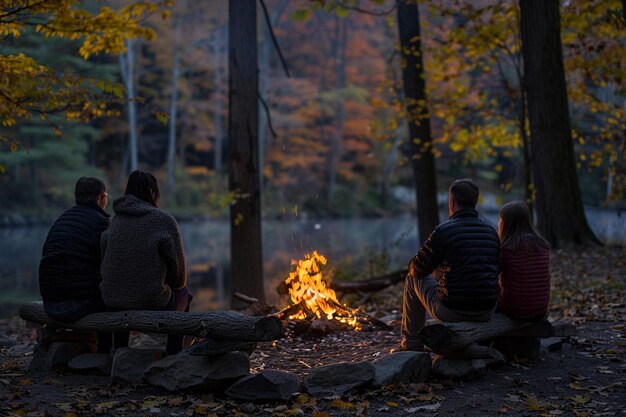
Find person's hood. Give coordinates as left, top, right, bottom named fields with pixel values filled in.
left=112, top=194, right=156, bottom=217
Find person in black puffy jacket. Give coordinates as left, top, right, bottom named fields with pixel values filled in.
left=398, top=179, right=500, bottom=351
left=39, top=177, right=111, bottom=352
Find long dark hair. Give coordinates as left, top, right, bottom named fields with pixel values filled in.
left=125, top=170, right=160, bottom=207
left=498, top=201, right=549, bottom=251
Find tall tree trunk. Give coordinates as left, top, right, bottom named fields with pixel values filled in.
left=228, top=0, right=265, bottom=302
left=326, top=15, right=348, bottom=208
left=119, top=39, right=138, bottom=174
left=167, top=18, right=182, bottom=189
left=520, top=0, right=599, bottom=247
left=396, top=0, right=439, bottom=245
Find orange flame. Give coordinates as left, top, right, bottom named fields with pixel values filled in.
left=284, top=251, right=360, bottom=329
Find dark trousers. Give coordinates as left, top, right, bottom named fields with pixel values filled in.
left=44, top=297, right=113, bottom=354
left=112, top=287, right=193, bottom=355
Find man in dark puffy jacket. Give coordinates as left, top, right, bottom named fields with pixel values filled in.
left=399, top=179, right=500, bottom=351
left=39, top=177, right=111, bottom=350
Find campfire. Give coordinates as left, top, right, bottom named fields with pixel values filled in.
left=278, top=251, right=361, bottom=330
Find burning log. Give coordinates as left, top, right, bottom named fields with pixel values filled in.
left=276, top=252, right=394, bottom=335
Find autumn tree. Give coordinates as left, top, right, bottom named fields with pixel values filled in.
left=0, top=1, right=169, bottom=160
left=519, top=0, right=599, bottom=246
left=229, top=0, right=265, bottom=301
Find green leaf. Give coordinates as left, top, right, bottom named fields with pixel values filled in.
left=290, top=8, right=311, bottom=21
left=335, top=6, right=349, bottom=17
left=155, top=111, right=169, bottom=125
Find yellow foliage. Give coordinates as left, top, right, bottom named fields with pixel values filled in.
left=330, top=399, right=355, bottom=410
left=0, top=0, right=171, bottom=132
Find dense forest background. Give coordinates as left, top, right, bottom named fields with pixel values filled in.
left=0, top=0, right=624, bottom=224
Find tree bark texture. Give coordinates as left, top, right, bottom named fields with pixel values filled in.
left=19, top=302, right=282, bottom=342
left=418, top=313, right=540, bottom=353
left=228, top=0, right=265, bottom=301
left=396, top=0, right=439, bottom=245
left=520, top=0, right=599, bottom=247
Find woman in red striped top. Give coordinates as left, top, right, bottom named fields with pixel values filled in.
left=498, top=201, right=551, bottom=320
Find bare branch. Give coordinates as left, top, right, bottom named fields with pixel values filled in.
left=259, top=0, right=290, bottom=77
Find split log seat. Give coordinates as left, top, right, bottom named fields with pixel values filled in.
left=19, top=301, right=283, bottom=356
left=418, top=313, right=575, bottom=359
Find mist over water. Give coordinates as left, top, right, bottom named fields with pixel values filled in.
left=0, top=208, right=623, bottom=319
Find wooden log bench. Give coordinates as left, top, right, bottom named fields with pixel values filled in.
left=19, top=301, right=283, bottom=356
left=419, top=313, right=576, bottom=359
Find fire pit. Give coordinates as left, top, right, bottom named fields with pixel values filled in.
left=277, top=251, right=368, bottom=334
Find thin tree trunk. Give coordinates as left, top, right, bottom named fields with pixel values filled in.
left=258, top=0, right=288, bottom=189
left=119, top=39, right=138, bottom=173
left=520, top=0, right=600, bottom=247
left=167, top=18, right=182, bottom=189
left=213, top=24, right=226, bottom=174
left=396, top=0, right=439, bottom=244
left=519, top=87, right=534, bottom=217
left=326, top=16, right=348, bottom=208
left=380, top=133, right=402, bottom=207
left=229, top=0, right=265, bottom=301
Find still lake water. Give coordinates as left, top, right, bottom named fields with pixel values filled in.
left=1, top=208, right=624, bottom=319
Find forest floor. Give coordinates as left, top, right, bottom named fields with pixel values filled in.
left=1, top=246, right=625, bottom=417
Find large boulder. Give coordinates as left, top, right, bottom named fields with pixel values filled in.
left=144, top=351, right=250, bottom=391
left=303, top=361, right=374, bottom=396
left=29, top=342, right=92, bottom=372
left=372, top=352, right=431, bottom=387
left=111, top=347, right=165, bottom=384
left=225, top=370, right=301, bottom=401
left=68, top=353, right=112, bottom=376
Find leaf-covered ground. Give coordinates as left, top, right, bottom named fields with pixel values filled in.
left=1, top=246, right=624, bottom=417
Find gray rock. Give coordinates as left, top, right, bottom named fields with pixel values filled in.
left=0, top=334, right=16, bottom=348
left=372, top=352, right=431, bottom=387
left=303, top=361, right=374, bottom=396
left=68, top=353, right=112, bottom=375
left=379, top=313, right=402, bottom=325
left=551, top=321, right=577, bottom=337
left=432, top=355, right=503, bottom=380
left=225, top=369, right=301, bottom=401
left=111, top=347, right=165, bottom=384
left=443, top=345, right=506, bottom=361
left=29, top=342, right=92, bottom=372
left=8, top=341, right=36, bottom=356
left=144, top=351, right=250, bottom=391
left=130, top=333, right=168, bottom=349
left=540, top=337, right=564, bottom=354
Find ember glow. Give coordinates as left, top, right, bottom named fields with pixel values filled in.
left=283, top=251, right=360, bottom=329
